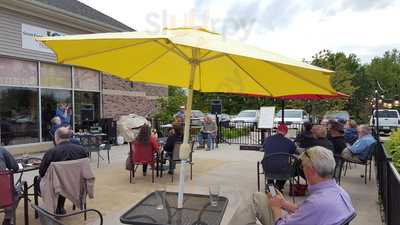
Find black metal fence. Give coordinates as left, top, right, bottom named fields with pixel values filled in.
left=374, top=142, right=400, bottom=225
left=154, top=120, right=303, bottom=146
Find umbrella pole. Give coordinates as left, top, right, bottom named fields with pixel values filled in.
left=178, top=48, right=198, bottom=209
left=281, top=100, right=285, bottom=123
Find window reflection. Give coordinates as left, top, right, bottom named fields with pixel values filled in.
left=41, top=89, right=72, bottom=141
left=40, top=63, right=71, bottom=88
left=0, top=58, right=37, bottom=86
left=75, top=68, right=100, bottom=91
left=74, top=91, right=100, bottom=131
left=0, top=87, right=39, bottom=145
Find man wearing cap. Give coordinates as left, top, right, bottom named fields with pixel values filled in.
left=262, top=123, right=296, bottom=191
left=174, top=106, right=186, bottom=120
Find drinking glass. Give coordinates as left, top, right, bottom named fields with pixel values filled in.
left=209, top=184, right=220, bottom=207
left=156, top=184, right=166, bottom=210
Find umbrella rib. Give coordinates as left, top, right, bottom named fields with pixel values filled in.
left=58, top=39, right=154, bottom=63
left=155, top=40, right=190, bottom=62
left=199, top=53, right=225, bottom=63
left=264, top=61, right=336, bottom=95
left=127, top=47, right=174, bottom=80
left=200, top=50, right=212, bottom=60
left=225, top=54, right=274, bottom=96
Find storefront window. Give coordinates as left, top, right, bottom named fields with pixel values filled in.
left=0, top=87, right=39, bottom=145
left=41, top=89, right=72, bottom=141
left=40, top=63, right=71, bottom=88
left=74, top=91, right=100, bottom=131
left=0, top=58, right=37, bottom=86
left=75, top=68, right=100, bottom=91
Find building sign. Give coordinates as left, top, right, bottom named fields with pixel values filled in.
left=21, top=23, right=65, bottom=53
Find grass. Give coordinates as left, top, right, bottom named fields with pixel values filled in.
left=220, top=127, right=251, bottom=139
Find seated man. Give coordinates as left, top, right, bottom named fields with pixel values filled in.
left=230, top=146, right=355, bottom=225
left=262, top=123, right=296, bottom=191
left=38, top=127, right=88, bottom=214
left=328, top=121, right=347, bottom=155
left=0, top=147, right=19, bottom=225
left=307, top=125, right=334, bottom=151
left=197, top=116, right=217, bottom=150
left=341, top=125, right=376, bottom=163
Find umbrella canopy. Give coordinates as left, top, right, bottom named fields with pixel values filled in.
left=37, top=27, right=339, bottom=208
left=37, top=27, right=336, bottom=97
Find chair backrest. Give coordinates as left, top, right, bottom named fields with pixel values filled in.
left=340, top=212, right=356, bottom=225
left=32, top=204, right=65, bottom=225
left=333, top=155, right=344, bottom=184
left=261, top=153, right=298, bottom=180
left=0, top=169, right=14, bottom=209
left=172, top=141, right=195, bottom=161
left=366, top=142, right=377, bottom=161
left=32, top=204, right=104, bottom=225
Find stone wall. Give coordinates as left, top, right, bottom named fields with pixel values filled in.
left=102, top=74, right=167, bottom=120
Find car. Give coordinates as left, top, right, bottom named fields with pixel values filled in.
left=274, top=109, right=308, bottom=125
left=322, top=111, right=350, bottom=123
left=191, top=110, right=205, bottom=126
left=206, top=113, right=231, bottom=127
left=230, top=110, right=259, bottom=128
left=370, top=109, right=400, bottom=134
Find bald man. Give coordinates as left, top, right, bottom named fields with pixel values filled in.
left=38, top=127, right=88, bottom=214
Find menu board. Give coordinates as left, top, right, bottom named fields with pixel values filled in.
left=258, top=106, right=275, bottom=129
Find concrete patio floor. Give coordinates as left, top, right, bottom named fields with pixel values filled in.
left=6, top=143, right=382, bottom=225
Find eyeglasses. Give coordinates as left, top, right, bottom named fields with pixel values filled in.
left=300, top=150, right=312, bottom=169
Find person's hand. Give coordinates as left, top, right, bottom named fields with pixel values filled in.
left=267, top=192, right=284, bottom=209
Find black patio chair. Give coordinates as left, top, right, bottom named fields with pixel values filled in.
left=340, top=212, right=356, bottom=225
left=258, top=153, right=299, bottom=201
left=333, top=155, right=345, bottom=185
left=169, top=141, right=195, bottom=183
left=343, top=143, right=377, bottom=184
left=31, top=204, right=103, bottom=225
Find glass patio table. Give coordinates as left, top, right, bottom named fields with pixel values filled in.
left=120, top=192, right=228, bottom=225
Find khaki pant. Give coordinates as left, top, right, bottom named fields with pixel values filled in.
left=341, top=148, right=363, bottom=163
left=229, top=192, right=275, bottom=225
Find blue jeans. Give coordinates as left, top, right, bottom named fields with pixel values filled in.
left=198, top=132, right=215, bottom=149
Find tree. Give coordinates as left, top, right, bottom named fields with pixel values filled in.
left=365, top=49, right=400, bottom=99
left=154, top=87, right=186, bottom=122
left=301, top=50, right=361, bottom=120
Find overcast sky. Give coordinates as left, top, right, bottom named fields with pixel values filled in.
left=80, top=0, right=399, bottom=63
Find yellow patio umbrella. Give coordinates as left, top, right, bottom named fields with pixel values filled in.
left=37, top=27, right=336, bottom=207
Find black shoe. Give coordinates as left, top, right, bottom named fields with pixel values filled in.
left=168, top=171, right=173, bottom=175
left=55, top=208, right=66, bottom=215
left=2, top=219, right=11, bottom=225
left=143, top=172, right=147, bottom=176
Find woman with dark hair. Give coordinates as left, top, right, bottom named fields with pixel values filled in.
left=163, top=124, right=183, bottom=174
left=130, top=125, right=159, bottom=176
left=295, top=122, right=314, bottom=148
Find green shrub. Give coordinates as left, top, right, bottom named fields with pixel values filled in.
left=384, top=130, right=400, bottom=170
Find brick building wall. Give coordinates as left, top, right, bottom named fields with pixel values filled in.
left=102, top=75, right=168, bottom=120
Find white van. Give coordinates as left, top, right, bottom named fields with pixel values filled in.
left=274, top=109, right=308, bottom=125
left=370, top=109, right=400, bottom=133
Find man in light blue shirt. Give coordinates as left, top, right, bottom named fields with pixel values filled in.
left=342, top=125, right=376, bottom=162
left=229, top=146, right=355, bottom=225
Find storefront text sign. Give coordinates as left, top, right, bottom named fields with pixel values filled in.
left=21, top=24, right=65, bottom=53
